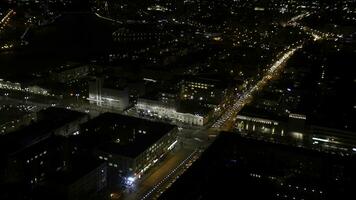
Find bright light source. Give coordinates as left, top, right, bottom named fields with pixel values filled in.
left=167, top=140, right=178, bottom=150
left=312, top=137, right=329, bottom=143
left=127, top=176, right=135, bottom=182
left=126, top=176, right=136, bottom=185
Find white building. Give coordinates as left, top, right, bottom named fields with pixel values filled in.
left=88, top=78, right=129, bottom=111
left=136, top=98, right=211, bottom=126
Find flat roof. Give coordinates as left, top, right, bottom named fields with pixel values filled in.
left=177, top=101, right=213, bottom=116
left=79, top=113, right=177, bottom=158
left=47, top=156, right=105, bottom=185
left=0, top=108, right=87, bottom=156
left=239, top=104, right=287, bottom=122
left=38, top=107, right=87, bottom=122
left=0, top=121, right=54, bottom=156
left=183, top=75, right=228, bottom=88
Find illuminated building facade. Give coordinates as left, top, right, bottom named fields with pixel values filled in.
left=88, top=77, right=129, bottom=111
left=78, top=113, right=178, bottom=185
left=235, top=115, right=285, bottom=135
left=0, top=79, right=49, bottom=96
left=288, top=113, right=306, bottom=133
left=136, top=97, right=212, bottom=126
left=0, top=79, right=21, bottom=91
left=180, top=77, right=227, bottom=108
left=112, top=27, right=169, bottom=42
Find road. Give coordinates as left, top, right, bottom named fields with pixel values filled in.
left=0, top=9, right=14, bottom=26
left=123, top=13, right=346, bottom=197
left=140, top=149, right=201, bottom=200
left=118, top=125, right=216, bottom=200
left=211, top=43, right=303, bottom=131
left=94, top=12, right=123, bottom=24
left=1, top=12, right=334, bottom=200
left=286, top=11, right=341, bottom=41
left=0, top=40, right=304, bottom=200
left=210, top=12, right=342, bottom=132
left=121, top=147, right=198, bottom=200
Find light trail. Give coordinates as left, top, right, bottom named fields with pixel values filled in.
left=94, top=12, right=123, bottom=24
left=286, top=12, right=340, bottom=41
left=140, top=150, right=199, bottom=200
left=212, top=44, right=303, bottom=131
left=0, top=9, right=14, bottom=24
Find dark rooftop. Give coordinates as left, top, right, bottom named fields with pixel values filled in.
left=78, top=113, right=177, bottom=158
left=0, top=107, right=87, bottom=156
left=37, top=107, right=87, bottom=123
left=177, top=100, right=213, bottom=117
left=183, top=75, right=229, bottom=89
left=47, top=156, right=105, bottom=185
left=160, top=132, right=356, bottom=200
left=32, top=156, right=106, bottom=200
left=239, top=104, right=287, bottom=122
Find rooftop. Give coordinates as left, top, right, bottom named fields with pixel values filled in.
left=78, top=113, right=177, bottom=158
left=183, top=75, right=229, bottom=89
left=177, top=100, right=213, bottom=117
left=279, top=41, right=356, bottom=132
left=160, top=132, right=356, bottom=200
left=47, top=156, right=105, bottom=185
left=37, top=107, right=87, bottom=122
left=0, top=107, right=87, bottom=156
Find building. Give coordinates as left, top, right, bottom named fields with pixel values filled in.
left=72, top=113, right=178, bottom=186
left=37, top=107, right=89, bottom=137
left=34, top=157, right=108, bottom=200
left=180, top=76, right=228, bottom=108
left=234, top=108, right=308, bottom=141
left=88, top=77, right=130, bottom=111
left=0, top=79, right=21, bottom=91
left=159, top=132, right=356, bottom=200
left=112, top=26, right=169, bottom=43
left=235, top=115, right=284, bottom=135
left=0, top=108, right=89, bottom=187
left=50, top=64, right=95, bottom=84
left=288, top=113, right=307, bottom=133
left=137, top=95, right=214, bottom=126
left=0, top=78, right=50, bottom=96
left=135, top=77, right=219, bottom=126
left=0, top=133, right=63, bottom=188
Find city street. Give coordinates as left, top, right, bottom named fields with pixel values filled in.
left=121, top=147, right=196, bottom=200
left=118, top=124, right=216, bottom=200
left=211, top=44, right=303, bottom=131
